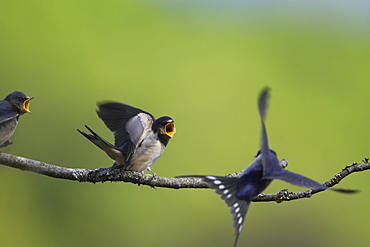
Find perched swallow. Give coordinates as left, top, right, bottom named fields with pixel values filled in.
left=0, top=91, right=33, bottom=148
left=78, top=102, right=175, bottom=175
left=178, top=88, right=356, bottom=247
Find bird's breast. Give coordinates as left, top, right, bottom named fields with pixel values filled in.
left=0, top=119, right=18, bottom=146
left=128, top=134, right=165, bottom=171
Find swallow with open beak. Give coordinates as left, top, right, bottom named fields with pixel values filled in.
left=178, top=88, right=356, bottom=247
left=78, top=102, right=175, bottom=176
left=0, top=91, right=33, bottom=148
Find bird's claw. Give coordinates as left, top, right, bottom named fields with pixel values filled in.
left=146, top=167, right=157, bottom=178
left=0, top=140, right=13, bottom=148
left=275, top=189, right=291, bottom=203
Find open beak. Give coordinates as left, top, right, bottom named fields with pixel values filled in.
left=165, top=121, right=176, bottom=138
left=22, top=97, right=34, bottom=113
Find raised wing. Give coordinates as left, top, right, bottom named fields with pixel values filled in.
left=258, top=87, right=272, bottom=175
left=97, top=102, right=155, bottom=147
left=124, top=112, right=154, bottom=160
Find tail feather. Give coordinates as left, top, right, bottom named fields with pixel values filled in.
left=78, top=125, right=125, bottom=164
left=178, top=175, right=250, bottom=247
left=78, top=125, right=115, bottom=150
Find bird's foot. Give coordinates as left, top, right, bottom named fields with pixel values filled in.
left=124, top=170, right=144, bottom=179
left=146, top=167, right=158, bottom=180
left=275, top=189, right=292, bottom=203
left=0, top=140, right=13, bottom=148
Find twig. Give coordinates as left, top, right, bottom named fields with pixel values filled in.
left=0, top=152, right=368, bottom=202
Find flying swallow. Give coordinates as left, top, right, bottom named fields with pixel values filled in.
left=78, top=102, right=175, bottom=175
left=0, top=91, right=33, bottom=148
left=178, top=88, right=356, bottom=247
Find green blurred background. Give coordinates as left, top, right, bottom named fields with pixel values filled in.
left=0, top=1, right=369, bottom=246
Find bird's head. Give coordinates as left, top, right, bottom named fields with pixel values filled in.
left=153, top=116, right=176, bottom=140
left=5, top=91, right=34, bottom=114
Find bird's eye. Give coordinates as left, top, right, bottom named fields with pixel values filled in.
left=18, top=97, right=23, bottom=102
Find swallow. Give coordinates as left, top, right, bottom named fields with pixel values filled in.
left=178, top=88, right=356, bottom=247
left=0, top=91, right=33, bottom=148
left=78, top=102, right=175, bottom=175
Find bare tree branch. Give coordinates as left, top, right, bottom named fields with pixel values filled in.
left=0, top=152, right=368, bottom=202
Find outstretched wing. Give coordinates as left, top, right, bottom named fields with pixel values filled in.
left=265, top=169, right=358, bottom=193
left=265, top=169, right=327, bottom=190
left=97, top=102, right=155, bottom=148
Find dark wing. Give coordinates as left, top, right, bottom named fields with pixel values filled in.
left=258, top=88, right=271, bottom=175
left=97, top=102, right=155, bottom=147
left=179, top=175, right=249, bottom=247
left=258, top=87, right=269, bottom=123
left=265, top=169, right=358, bottom=193
left=258, top=88, right=293, bottom=177
left=0, top=101, right=18, bottom=124
left=265, top=169, right=328, bottom=190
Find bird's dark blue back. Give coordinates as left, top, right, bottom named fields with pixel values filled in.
left=236, top=165, right=272, bottom=200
